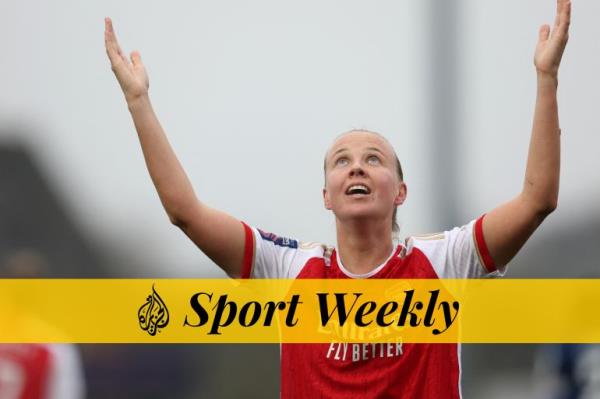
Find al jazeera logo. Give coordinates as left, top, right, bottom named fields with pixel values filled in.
left=138, top=285, right=169, bottom=336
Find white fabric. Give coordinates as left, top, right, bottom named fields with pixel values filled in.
left=249, top=219, right=506, bottom=280
left=249, top=227, right=329, bottom=279
left=406, top=219, right=506, bottom=279
left=45, top=344, right=85, bottom=399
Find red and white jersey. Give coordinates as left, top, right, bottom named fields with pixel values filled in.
left=0, top=344, right=85, bottom=399
left=241, top=215, right=504, bottom=399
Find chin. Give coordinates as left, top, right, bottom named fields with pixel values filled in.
left=336, top=207, right=383, bottom=223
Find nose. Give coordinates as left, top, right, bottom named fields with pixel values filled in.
left=349, top=165, right=366, bottom=177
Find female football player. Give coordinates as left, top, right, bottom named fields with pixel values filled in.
left=104, top=1, right=570, bottom=396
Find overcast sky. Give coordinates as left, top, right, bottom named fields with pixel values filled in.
left=1, top=0, right=598, bottom=277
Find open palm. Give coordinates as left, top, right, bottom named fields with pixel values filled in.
left=534, top=0, right=571, bottom=77
left=104, top=17, right=149, bottom=103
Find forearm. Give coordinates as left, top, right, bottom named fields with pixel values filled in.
left=478, top=1, right=569, bottom=267
left=522, top=72, right=561, bottom=215
left=127, top=94, right=199, bottom=224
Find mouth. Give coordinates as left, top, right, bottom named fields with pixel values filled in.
left=345, top=184, right=371, bottom=196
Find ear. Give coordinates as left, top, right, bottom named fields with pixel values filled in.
left=323, top=187, right=332, bottom=210
left=394, top=182, right=407, bottom=206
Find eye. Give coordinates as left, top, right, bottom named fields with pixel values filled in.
left=335, top=157, right=349, bottom=167
left=366, top=155, right=380, bottom=165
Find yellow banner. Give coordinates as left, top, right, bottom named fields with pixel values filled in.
left=0, top=279, right=598, bottom=343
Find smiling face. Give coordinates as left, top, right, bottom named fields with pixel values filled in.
left=323, top=130, right=407, bottom=230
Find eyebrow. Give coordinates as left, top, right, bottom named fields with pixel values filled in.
left=330, top=146, right=385, bottom=158
left=330, top=147, right=348, bottom=158
left=365, top=147, right=385, bottom=155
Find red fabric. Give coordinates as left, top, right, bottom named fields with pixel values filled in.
left=280, top=248, right=460, bottom=399
left=474, top=215, right=496, bottom=272
left=0, top=344, right=52, bottom=399
left=240, top=222, right=463, bottom=398
left=241, top=222, right=254, bottom=279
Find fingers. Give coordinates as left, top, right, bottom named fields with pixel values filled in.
left=556, top=0, right=570, bottom=21
left=534, top=2, right=571, bottom=74
left=104, top=17, right=130, bottom=69
left=554, top=0, right=562, bottom=27
left=104, top=17, right=118, bottom=55
left=538, top=24, right=551, bottom=42
left=104, top=17, right=114, bottom=35
left=130, top=51, right=143, bottom=69
left=562, top=0, right=571, bottom=32
left=544, top=0, right=570, bottom=47
left=104, top=18, right=121, bottom=65
left=554, top=0, right=571, bottom=37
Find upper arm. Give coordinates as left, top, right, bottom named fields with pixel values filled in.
left=483, top=193, right=551, bottom=267
left=174, top=200, right=320, bottom=279
left=174, top=200, right=247, bottom=278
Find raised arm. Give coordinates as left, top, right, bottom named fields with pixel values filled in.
left=104, top=18, right=246, bottom=278
left=481, top=0, right=571, bottom=267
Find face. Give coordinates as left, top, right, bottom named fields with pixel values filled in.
left=323, top=131, right=407, bottom=227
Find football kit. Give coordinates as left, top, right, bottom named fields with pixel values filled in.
left=241, top=215, right=504, bottom=399
left=0, top=344, right=85, bottom=399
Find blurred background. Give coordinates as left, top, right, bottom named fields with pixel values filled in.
left=0, top=0, right=598, bottom=397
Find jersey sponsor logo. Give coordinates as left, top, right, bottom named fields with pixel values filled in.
left=326, top=342, right=403, bottom=362
left=258, top=229, right=298, bottom=249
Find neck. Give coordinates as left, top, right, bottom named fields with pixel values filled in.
left=335, top=218, right=395, bottom=275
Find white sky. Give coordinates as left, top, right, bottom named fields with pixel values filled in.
left=0, top=0, right=598, bottom=277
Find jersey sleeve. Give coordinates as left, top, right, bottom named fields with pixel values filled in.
left=240, top=222, right=325, bottom=279
left=407, top=215, right=506, bottom=279
left=46, top=344, right=86, bottom=399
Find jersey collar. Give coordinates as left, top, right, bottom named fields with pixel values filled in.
left=333, top=245, right=403, bottom=279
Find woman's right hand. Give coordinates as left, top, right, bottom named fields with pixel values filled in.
left=104, top=17, right=149, bottom=104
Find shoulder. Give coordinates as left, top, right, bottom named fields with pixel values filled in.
left=255, top=227, right=333, bottom=257
left=243, top=223, right=334, bottom=278
left=403, top=217, right=502, bottom=278
left=404, top=220, right=477, bottom=253
left=256, top=228, right=300, bottom=249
